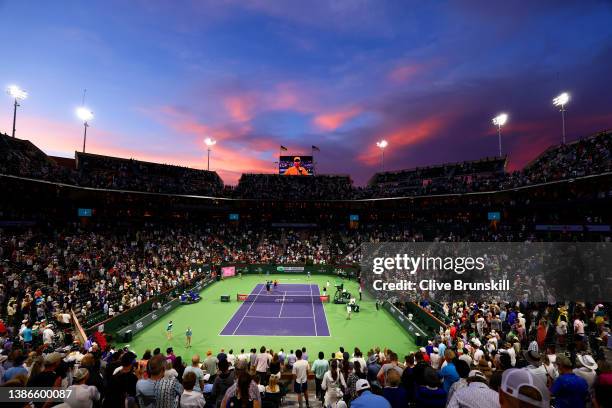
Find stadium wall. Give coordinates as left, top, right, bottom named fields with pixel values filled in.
left=116, top=298, right=182, bottom=342
left=383, top=301, right=430, bottom=346
left=223, top=263, right=359, bottom=278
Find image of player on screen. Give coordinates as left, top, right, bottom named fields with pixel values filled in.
left=284, top=156, right=309, bottom=175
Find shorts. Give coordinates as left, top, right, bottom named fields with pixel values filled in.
left=294, top=381, right=308, bottom=393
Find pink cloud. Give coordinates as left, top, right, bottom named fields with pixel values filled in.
left=357, top=116, right=447, bottom=166
left=313, top=107, right=361, bottom=131
left=223, top=94, right=257, bottom=122
left=388, top=64, right=422, bottom=83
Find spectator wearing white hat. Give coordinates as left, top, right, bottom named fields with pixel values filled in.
left=42, top=324, right=55, bottom=345
left=351, top=379, right=391, bottom=408
left=499, top=368, right=550, bottom=408
left=64, top=368, right=100, bottom=408
left=471, top=339, right=484, bottom=366
left=430, top=347, right=442, bottom=370
left=574, top=354, right=598, bottom=393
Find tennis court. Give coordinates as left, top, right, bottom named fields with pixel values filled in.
left=220, top=283, right=330, bottom=336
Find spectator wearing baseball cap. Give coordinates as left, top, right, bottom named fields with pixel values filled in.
left=551, top=354, right=589, bottom=408
left=104, top=351, right=138, bottom=408
left=447, top=370, right=500, bottom=408
left=351, top=379, right=391, bottom=408
left=499, top=368, right=550, bottom=408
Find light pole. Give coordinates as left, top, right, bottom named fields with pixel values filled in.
left=204, top=137, right=216, bottom=171
left=376, top=140, right=388, bottom=172
left=7, top=85, right=28, bottom=138
left=76, top=107, right=93, bottom=153
left=553, top=92, right=570, bottom=144
left=492, top=113, right=508, bottom=157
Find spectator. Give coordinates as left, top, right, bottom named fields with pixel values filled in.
left=211, top=358, right=234, bottom=408
left=220, top=371, right=261, bottom=408
left=415, top=367, right=447, bottom=408
left=312, top=351, right=329, bottom=402
left=136, top=354, right=165, bottom=408
left=104, top=351, right=138, bottom=408
left=292, top=349, right=310, bottom=408
left=499, top=368, right=550, bottom=408
left=254, top=346, right=270, bottom=386
left=63, top=368, right=100, bottom=408
left=183, top=354, right=205, bottom=393
left=321, top=358, right=346, bottom=407
left=552, top=354, right=589, bottom=408
left=447, top=370, right=499, bottom=408
left=438, top=349, right=460, bottom=392
left=202, top=351, right=218, bottom=381
left=351, top=379, right=391, bottom=408
left=180, top=371, right=205, bottom=408
left=382, top=369, right=408, bottom=408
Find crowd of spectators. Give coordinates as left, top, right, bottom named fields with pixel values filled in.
left=2, top=130, right=610, bottom=200
left=0, top=225, right=219, bottom=332
left=2, top=205, right=610, bottom=331
left=1, top=297, right=610, bottom=407
left=0, top=130, right=610, bottom=406
left=74, top=153, right=224, bottom=196
left=233, top=174, right=354, bottom=200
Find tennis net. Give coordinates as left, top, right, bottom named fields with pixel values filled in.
left=236, top=293, right=329, bottom=303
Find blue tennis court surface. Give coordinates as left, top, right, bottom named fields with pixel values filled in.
left=220, top=283, right=330, bottom=336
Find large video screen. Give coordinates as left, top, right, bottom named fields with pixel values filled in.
left=279, top=155, right=314, bottom=176
left=221, top=266, right=236, bottom=277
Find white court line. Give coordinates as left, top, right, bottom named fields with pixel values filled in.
left=278, top=292, right=286, bottom=317
left=232, top=284, right=264, bottom=335
left=310, top=284, right=318, bottom=336
left=276, top=290, right=312, bottom=294
left=245, top=316, right=314, bottom=319
left=316, top=284, right=332, bottom=337
left=219, top=333, right=331, bottom=337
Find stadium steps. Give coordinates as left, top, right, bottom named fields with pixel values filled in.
left=280, top=229, right=287, bottom=250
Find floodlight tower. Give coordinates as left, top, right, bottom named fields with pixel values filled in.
left=552, top=92, right=570, bottom=144
left=492, top=113, right=508, bottom=157
left=204, top=137, right=217, bottom=171
left=376, top=139, right=388, bottom=172
left=76, top=107, right=93, bottom=153
left=7, top=85, right=28, bottom=138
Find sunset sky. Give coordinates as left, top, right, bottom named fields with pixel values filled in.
left=1, top=1, right=611, bottom=185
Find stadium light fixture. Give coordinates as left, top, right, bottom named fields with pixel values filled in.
left=376, top=140, right=388, bottom=172
left=204, top=137, right=217, bottom=171
left=7, top=85, right=28, bottom=138
left=553, top=92, right=570, bottom=144
left=76, top=107, right=94, bottom=153
left=492, top=113, right=508, bottom=157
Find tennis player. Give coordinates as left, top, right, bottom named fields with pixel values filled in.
left=185, top=326, right=192, bottom=348
left=346, top=303, right=352, bottom=320
left=166, top=320, right=173, bottom=340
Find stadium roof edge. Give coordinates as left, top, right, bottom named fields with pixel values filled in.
left=2, top=171, right=609, bottom=203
